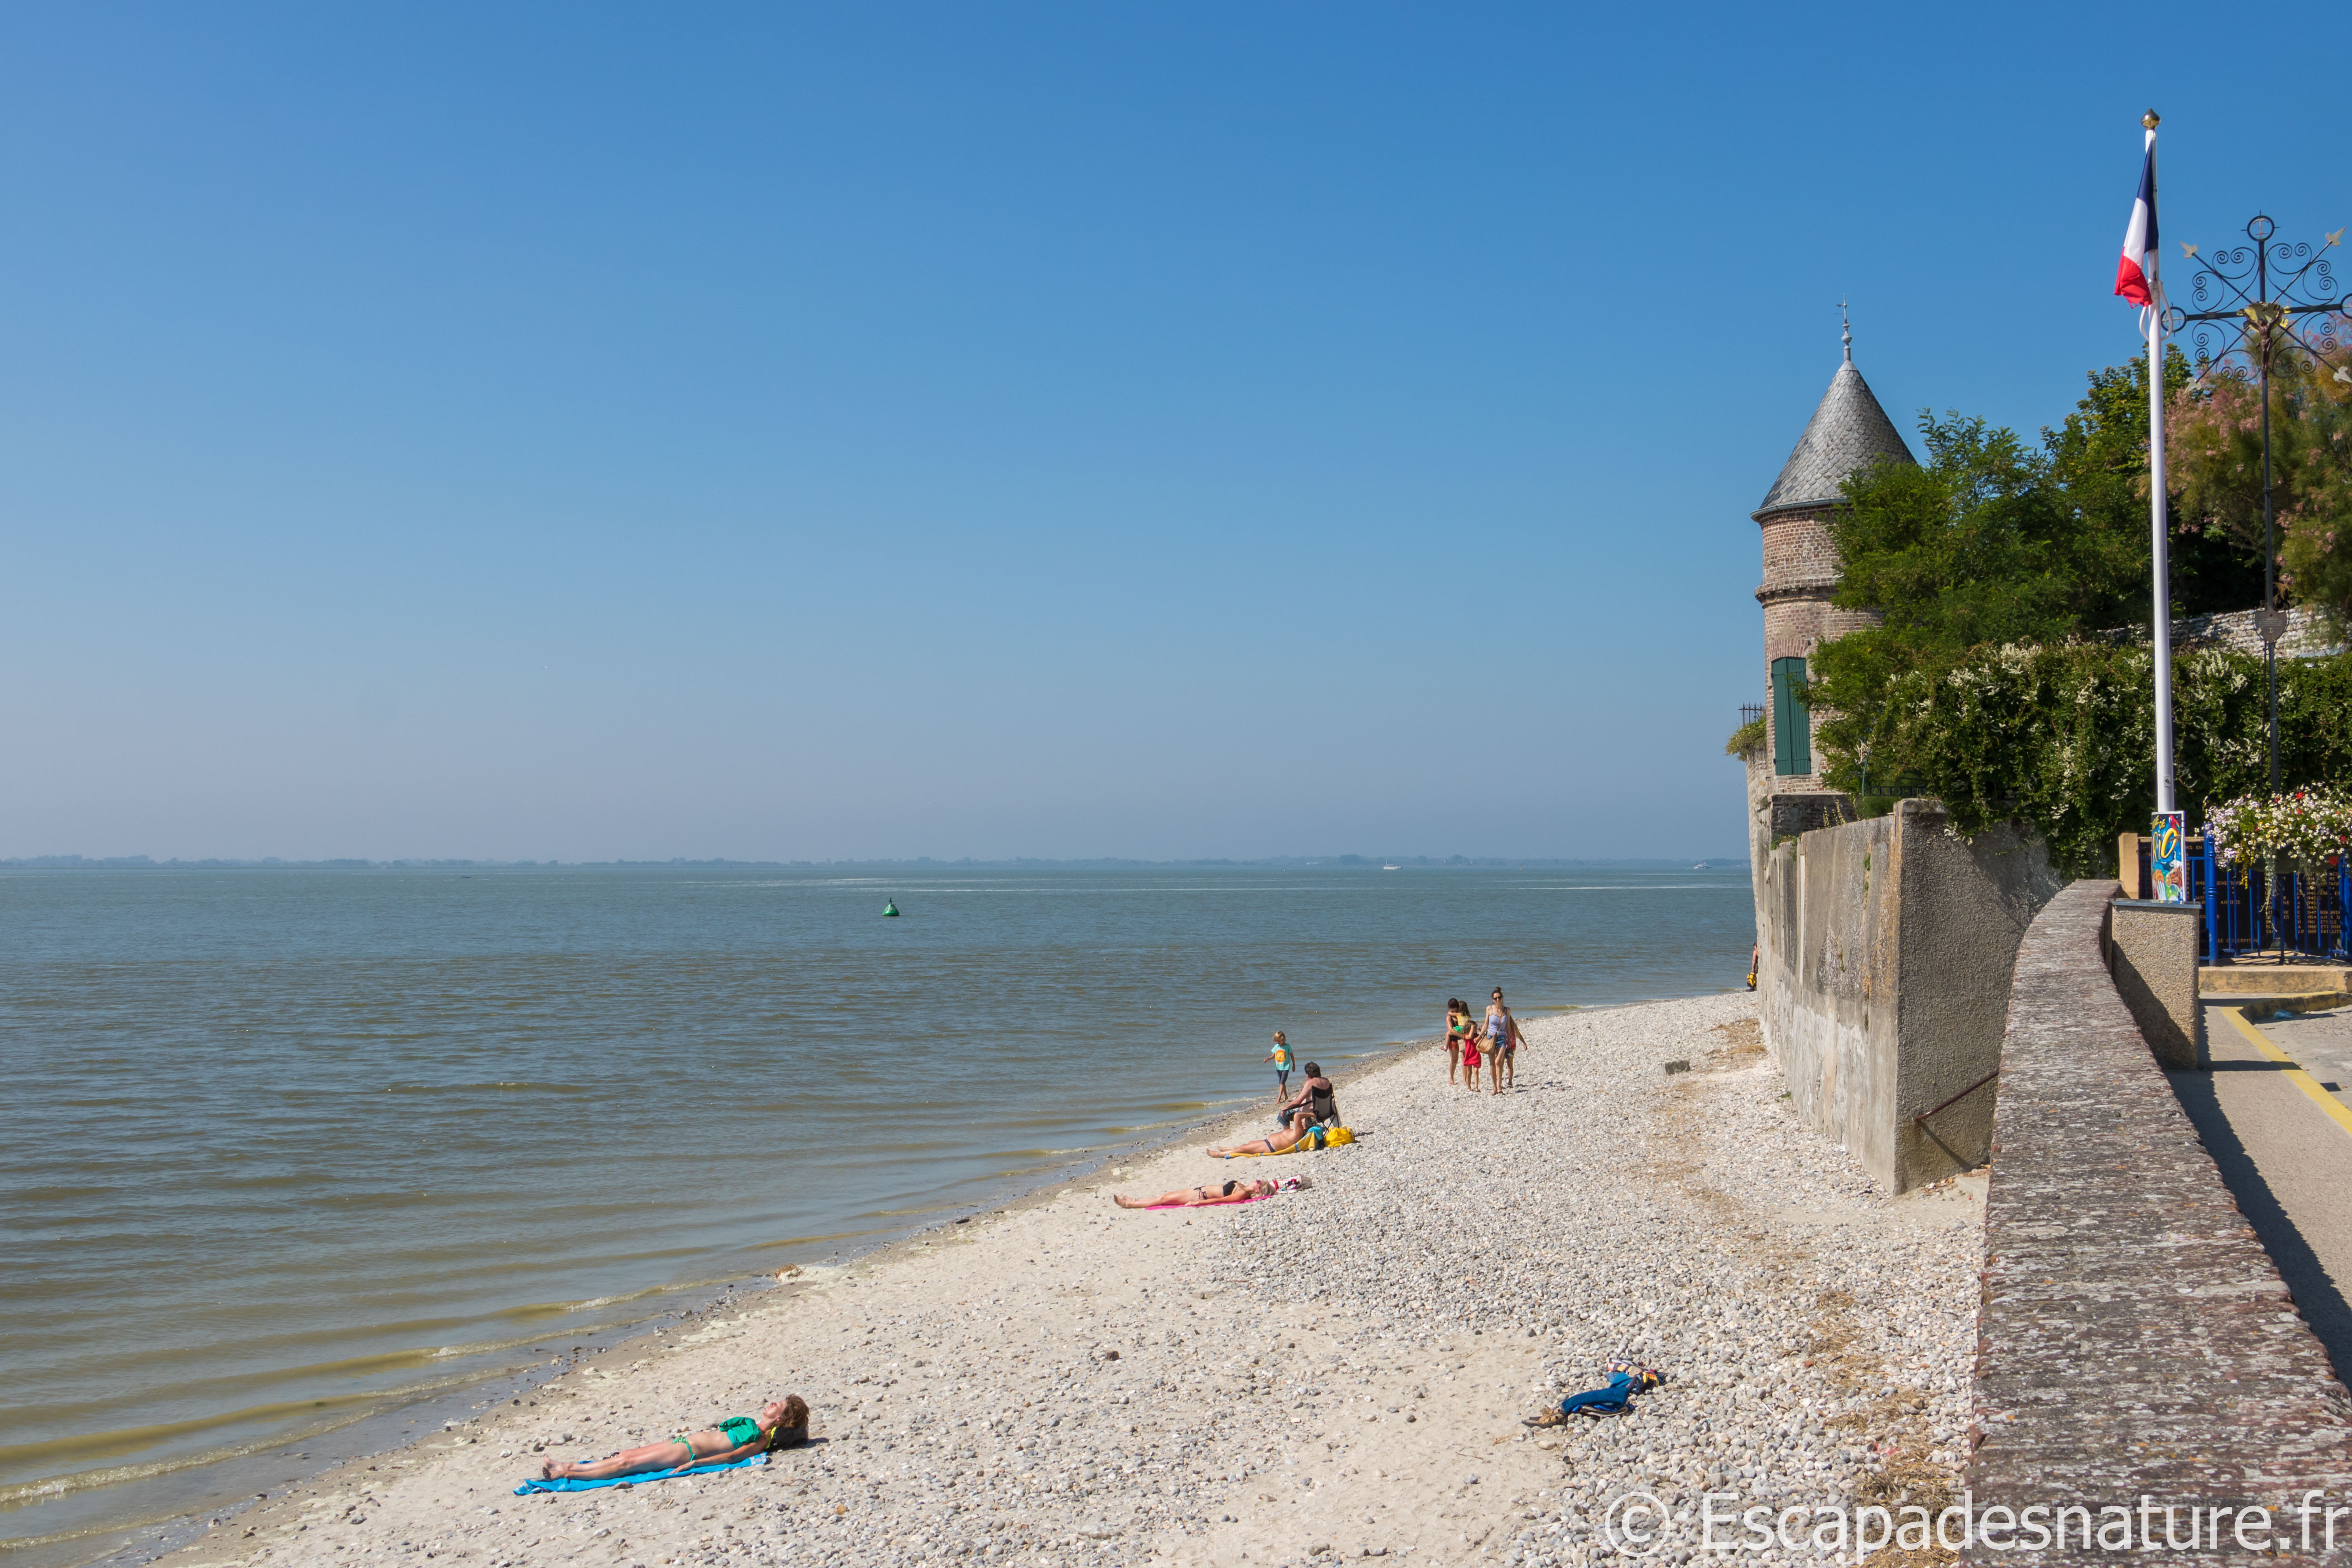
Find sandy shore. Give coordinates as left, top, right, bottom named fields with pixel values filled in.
left=154, top=995, right=1983, bottom=1568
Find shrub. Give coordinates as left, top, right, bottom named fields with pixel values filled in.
left=1814, top=643, right=2352, bottom=876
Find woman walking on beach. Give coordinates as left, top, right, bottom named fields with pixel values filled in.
left=1445, top=999, right=1473, bottom=1086
left=1485, top=988, right=1524, bottom=1094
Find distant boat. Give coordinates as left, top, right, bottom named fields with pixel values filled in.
left=1382, top=864, right=1400, bottom=872
left=883, top=900, right=900, bottom=917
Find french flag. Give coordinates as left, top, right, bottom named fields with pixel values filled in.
left=2115, top=128, right=2158, bottom=306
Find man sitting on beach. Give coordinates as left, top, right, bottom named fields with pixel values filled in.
left=538, top=1397, right=809, bottom=1481
left=1274, top=1062, right=1338, bottom=1134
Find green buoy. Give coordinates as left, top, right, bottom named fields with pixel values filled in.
left=883, top=900, right=900, bottom=917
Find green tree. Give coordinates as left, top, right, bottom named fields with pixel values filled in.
left=2168, top=349, right=2352, bottom=633
left=1825, top=415, right=2124, bottom=655
left=2050, top=350, right=2265, bottom=617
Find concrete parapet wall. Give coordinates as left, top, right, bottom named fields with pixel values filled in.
left=2110, top=899, right=2205, bottom=1069
left=1965, top=880, right=2352, bottom=1559
left=1757, top=799, right=2057, bottom=1193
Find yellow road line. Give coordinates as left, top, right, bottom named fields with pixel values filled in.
left=2218, top=1006, right=2352, bottom=1141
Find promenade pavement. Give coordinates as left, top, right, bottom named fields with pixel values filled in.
left=2166, top=1001, right=2352, bottom=1386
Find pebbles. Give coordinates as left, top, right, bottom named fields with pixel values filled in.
left=173, top=994, right=1980, bottom=1568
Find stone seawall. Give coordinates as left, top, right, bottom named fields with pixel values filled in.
left=1756, top=799, right=2056, bottom=1192
left=1965, top=880, right=2352, bottom=1562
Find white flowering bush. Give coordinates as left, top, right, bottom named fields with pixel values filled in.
left=1814, top=636, right=2352, bottom=876
left=2205, top=787, right=2352, bottom=870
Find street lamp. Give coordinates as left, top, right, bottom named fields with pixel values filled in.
left=2164, top=215, right=2349, bottom=790
left=2166, top=216, right=2348, bottom=955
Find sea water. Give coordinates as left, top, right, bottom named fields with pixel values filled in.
left=0, top=864, right=1753, bottom=1559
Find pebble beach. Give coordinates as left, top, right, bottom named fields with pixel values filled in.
left=154, top=994, right=1984, bottom=1568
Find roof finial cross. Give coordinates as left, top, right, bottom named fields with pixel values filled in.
left=1838, top=298, right=1852, bottom=363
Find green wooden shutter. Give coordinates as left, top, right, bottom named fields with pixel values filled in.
left=1772, top=657, right=1811, bottom=777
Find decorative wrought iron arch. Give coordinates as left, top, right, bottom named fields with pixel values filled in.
left=2163, top=213, right=2349, bottom=376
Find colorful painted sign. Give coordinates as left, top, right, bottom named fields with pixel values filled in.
left=2151, top=810, right=2187, bottom=903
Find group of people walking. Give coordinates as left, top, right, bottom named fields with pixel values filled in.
left=1446, top=988, right=1523, bottom=1093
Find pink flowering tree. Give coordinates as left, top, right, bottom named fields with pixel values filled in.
left=2166, top=349, right=2352, bottom=633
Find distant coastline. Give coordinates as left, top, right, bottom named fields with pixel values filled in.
left=0, top=853, right=1749, bottom=871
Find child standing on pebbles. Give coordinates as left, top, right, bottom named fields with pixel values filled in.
left=1265, top=1031, right=1294, bottom=1106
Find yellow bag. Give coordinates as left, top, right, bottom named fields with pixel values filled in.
left=1322, top=1126, right=1354, bottom=1146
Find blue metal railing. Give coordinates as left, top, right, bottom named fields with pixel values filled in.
left=2192, top=835, right=2352, bottom=963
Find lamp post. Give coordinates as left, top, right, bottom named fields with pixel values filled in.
left=2166, top=216, right=2348, bottom=953
left=2166, top=216, right=2348, bottom=786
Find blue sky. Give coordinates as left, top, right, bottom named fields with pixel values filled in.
left=0, top=3, right=2339, bottom=861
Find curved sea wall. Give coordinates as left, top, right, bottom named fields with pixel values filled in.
left=1965, top=880, right=2352, bottom=1559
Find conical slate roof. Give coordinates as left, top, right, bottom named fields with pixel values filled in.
left=1752, top=359, right=1915, bottom=518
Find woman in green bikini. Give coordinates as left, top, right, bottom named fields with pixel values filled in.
left=538, top=1396, right=809, bottom=1481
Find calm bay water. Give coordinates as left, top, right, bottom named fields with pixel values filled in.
left=0, top=864, right=1752, bottom=1557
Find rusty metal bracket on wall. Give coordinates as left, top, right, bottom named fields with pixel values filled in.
left=1912, top=1067, right=2001, bottom=1127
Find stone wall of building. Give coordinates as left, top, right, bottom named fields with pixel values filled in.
left=1965, top=880, right=2352, bottom=1552
left=1757, top=799, right=2059, bottom=1193
left=1755, top=505, right=1880, bottom=794
left=2107, top=603, right=2348, bottom=661
left=1758, top=507, right=1843, bottom=603
left=1760, top=583, right=1880, bottom=668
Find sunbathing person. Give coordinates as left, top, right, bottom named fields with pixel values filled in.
left=538, top=1396, right=809, bottom=1481
left=1113, top=1176, right=1306, bottom=1208
left=1206, top=1120, right=1318, bottom=1158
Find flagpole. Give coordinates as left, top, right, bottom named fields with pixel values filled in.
left=2145, top=110, right=2176, bottom=820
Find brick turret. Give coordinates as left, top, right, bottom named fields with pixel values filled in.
left=1752, top=344, right=1914, bottom=796
left=1743, top=330, right=1917, bottom=1049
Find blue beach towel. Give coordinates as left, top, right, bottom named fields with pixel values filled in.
left=513, top=1454, right=767, bottom=1495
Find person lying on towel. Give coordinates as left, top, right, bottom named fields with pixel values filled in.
left=1205, top=1119, right=1321, bottom=1158
left=538, top=1396, right=809, bottom=1481
left=1111, top=1176, right=1306, bottom=1208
